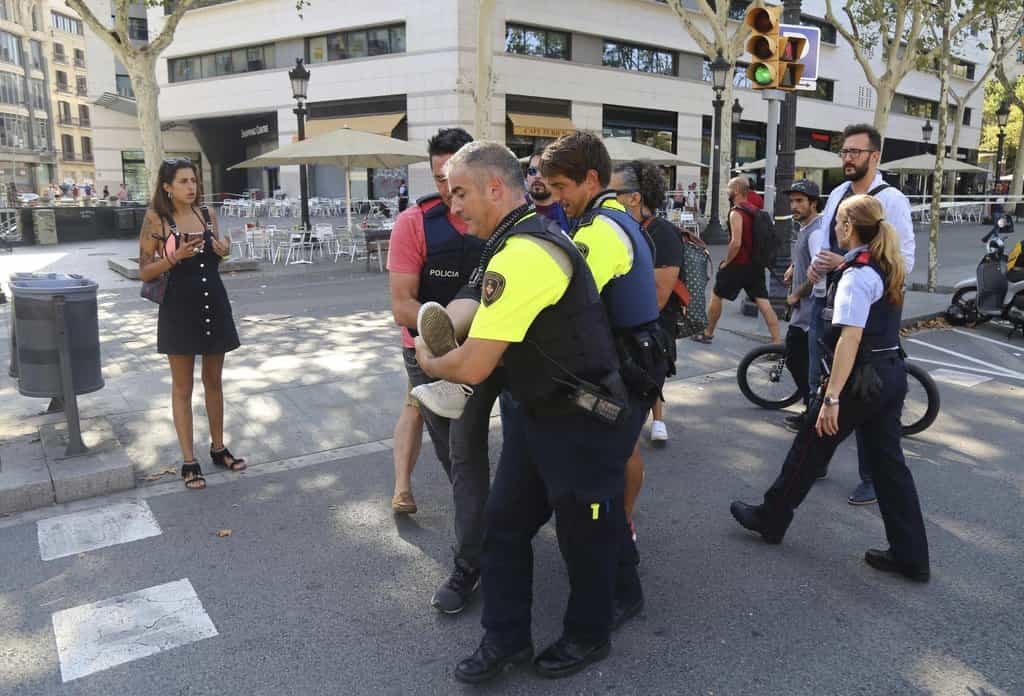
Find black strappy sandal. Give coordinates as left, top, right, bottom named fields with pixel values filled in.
left=181, top=460, right=206, bottom=490
left=210, top=446, right=247, bottom=472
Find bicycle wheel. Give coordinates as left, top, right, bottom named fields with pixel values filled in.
left=737, top=344, right=802, bottom=410
left=902, top=362, right=941, bottom=436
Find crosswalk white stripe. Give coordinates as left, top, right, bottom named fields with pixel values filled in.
left=38, top=501, right=162, bottom=561
left=52, top=578, right=218, bottom=683
left=908, top=356, right=1024, bottom=381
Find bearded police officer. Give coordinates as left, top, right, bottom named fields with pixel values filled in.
left=415, top=141, right=636, bottom=683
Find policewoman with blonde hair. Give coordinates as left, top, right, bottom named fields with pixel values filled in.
left=730, top=194, right=930, bottom=582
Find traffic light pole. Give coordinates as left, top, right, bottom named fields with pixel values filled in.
left=743, top=88, right=787, bottom=318
left=770, top=0, right=802, bottom=315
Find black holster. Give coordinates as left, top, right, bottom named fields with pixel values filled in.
left=615, top=324, right=670, bottom=401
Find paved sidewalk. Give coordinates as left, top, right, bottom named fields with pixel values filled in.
left=0, top=223, right=974, bottom=512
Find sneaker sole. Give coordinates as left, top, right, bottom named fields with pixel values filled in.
left=417, top=302, right=458, bottom=356
left=848, top=497, right=878, bottom=506
left=410, top=385, right=467, bottom=419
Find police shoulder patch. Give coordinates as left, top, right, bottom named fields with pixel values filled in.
left=574, top=241, right=590, bottom=258
left=482, top=271, right=506, bottom=306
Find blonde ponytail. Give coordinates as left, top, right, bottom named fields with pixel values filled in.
left=869, top=221, right=905, bottom=304
left=839, top=194, right=905, bottom=305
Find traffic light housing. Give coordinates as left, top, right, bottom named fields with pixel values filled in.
left=744, top=6, right=806, bottom=91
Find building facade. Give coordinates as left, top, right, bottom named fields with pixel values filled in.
left=0, top=0, right=55, bottom=197
left=48, top=4, right=94, bottom=187
left=133, top=0, right=992, bottom=203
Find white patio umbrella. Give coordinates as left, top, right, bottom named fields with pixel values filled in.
left=738, top=146, right=843, bottom=172
left=230, top=126, right=429, bottom=232
left=601, top=137, right=707, bottom=168
left=518, top=137, right=706, bottom=167
left=879, top=153, right=987, bottom=173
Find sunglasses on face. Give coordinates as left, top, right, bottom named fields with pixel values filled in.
left=162, top=157, right=193, bottom=169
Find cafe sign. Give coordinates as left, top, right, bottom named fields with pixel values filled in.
left=241, top=124, right=270, bottom=139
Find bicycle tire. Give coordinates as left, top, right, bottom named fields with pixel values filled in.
left=737, top=343, right=802, bottom=410
left=901, top=362, right=941, bottom=436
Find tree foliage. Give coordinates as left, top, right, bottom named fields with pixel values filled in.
left=980, top=76, right=1024, bottom=166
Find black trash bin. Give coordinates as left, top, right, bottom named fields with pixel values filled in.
left=10, top=273, right=103, bottom=455
left=11, top=273, right=103, bottom=398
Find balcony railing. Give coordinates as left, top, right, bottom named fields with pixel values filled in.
left=56, top=84, right=71, bottom=94
left=58, top=150, right=78, bottom=161
left=57, top=116, right=91, bottom=128
left=76, top=87, right=88, bottom=96
left=54, top=54, right=67, bottom=64
left=74, top=58, right=86, bottom=68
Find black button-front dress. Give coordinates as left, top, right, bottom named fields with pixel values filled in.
left=156, top=213, right=241, bottom=356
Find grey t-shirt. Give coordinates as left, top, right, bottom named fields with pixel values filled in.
left=789, top=214, right=822, bottom=331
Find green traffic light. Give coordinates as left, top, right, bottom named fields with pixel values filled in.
left=753, top=64, right=774, bottom=85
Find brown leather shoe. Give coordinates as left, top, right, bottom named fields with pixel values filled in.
left=391, top=491, right=417, bottom=514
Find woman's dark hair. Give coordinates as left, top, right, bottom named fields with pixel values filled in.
left=150, top=158, right=202, bottom=223
left=427, top=128, right=473, bottom=158
left=613, top=159, right=667, bottom=212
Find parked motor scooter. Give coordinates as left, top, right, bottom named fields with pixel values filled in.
left=946, top=214, right=1024, bottom=338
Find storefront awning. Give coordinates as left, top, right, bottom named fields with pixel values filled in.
left=305, top=113, right=405, bottom=138
left=508, top=113, right=576, bottom=138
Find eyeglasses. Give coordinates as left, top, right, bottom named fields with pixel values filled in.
left=838, top=148, right=876, bottom=160
left=526, top=167, right=540, bottom=176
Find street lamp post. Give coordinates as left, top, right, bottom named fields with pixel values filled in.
left=705, top=52, right=731, bottom=244
left=288, top=58, right=311, bottom=232
left=731, top=98, right=743, bottom=172
left=995, top=99, right=1010, bottom=182
left=921, top=119, right=933, bottom=203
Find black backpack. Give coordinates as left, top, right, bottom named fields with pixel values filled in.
left=737, top=202, right=780, bottom=267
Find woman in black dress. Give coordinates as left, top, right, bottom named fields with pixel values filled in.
left=138, top=158, right=245, bottom=490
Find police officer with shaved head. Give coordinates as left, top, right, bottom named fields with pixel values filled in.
left=415, top=140, right=637, bottom=684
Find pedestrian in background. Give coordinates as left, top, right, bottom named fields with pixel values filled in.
left=137, top=158, right=244, bottom=490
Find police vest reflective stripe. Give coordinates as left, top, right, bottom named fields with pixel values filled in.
left=824, top=250, right=902, bottom=356
left=574, top=203, right=660, bottom=331
left=499, top=214, right=620, bottom=408
left=416, top=195, right=484, bottom=314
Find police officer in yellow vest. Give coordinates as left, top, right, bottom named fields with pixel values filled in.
left=415, top=141, right=636, bottom=683
left=541, top=132, right=670, bottom=627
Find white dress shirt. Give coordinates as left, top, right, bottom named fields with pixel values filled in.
left=810, top=173, right=914, bottom=297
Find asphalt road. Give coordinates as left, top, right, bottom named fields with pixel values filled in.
left=1, top=268, right=1022, bottom=695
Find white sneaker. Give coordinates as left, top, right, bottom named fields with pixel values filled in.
left=650, top=420, right=668, bottom=444
left=417, top=301, right=458, bottom=356
left=411, top=381, right=474, bottom=419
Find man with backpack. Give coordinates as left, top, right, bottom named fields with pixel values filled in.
left=692, top=176, right=781, bottom=345
left=808, top=123, right=915, bottom=505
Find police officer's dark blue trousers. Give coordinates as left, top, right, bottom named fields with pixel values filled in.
left=480, top=403, right=636, bottom=646
left=761, top=358, right=929, bottom=569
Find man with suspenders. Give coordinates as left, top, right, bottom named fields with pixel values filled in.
left=807, top=124, right=915, bottom=505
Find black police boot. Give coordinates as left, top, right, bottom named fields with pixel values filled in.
left=730, top=501, right=788, bottom=544
left=533, top=634, right=610, bottom=679
left=864, top=548, right=930, bottom=583
left=454, top=634, right=533, bottom=684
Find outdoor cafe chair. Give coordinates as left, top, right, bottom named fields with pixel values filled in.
left=311, top=224, right=334, bottom=258
left=228, top=228, right=248, bottom=258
